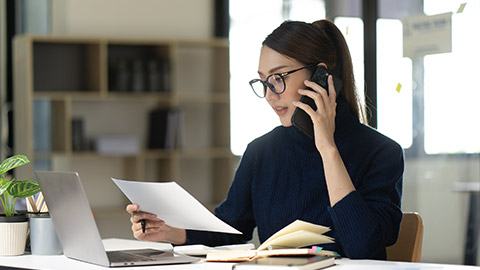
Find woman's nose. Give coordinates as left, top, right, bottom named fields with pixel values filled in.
left=264, top=86, right=279, bottom=101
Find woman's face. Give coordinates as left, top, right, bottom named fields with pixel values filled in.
left=257, top=46, right=311, bottom=127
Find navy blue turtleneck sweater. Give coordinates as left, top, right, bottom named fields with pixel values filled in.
left=185, top=99, right=404, bottom=260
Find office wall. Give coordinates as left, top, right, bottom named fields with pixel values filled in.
left=403, top=157, right=480, bottom=264
left=50, top=0, right=213, bottom=39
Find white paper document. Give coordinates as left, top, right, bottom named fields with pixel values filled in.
left=112, top=178, right=241, bottom=234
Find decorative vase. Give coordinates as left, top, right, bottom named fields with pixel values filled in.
left=29, top=214, right=63, bottom=255
left=0, top=214, right=28, bottom=256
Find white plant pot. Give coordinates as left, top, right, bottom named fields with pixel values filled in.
left=0, top=215, right=29, bottom=256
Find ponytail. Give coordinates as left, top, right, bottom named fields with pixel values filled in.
left=312, top=20, right=366, bottom=124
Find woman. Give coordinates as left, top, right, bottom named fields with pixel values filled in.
left=127, top=19, right=404, bottom=259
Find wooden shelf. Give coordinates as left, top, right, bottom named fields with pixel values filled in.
left=14, top=35, right=234, bottom=208
left=178, top=147, right=233, bottom=159
left=177, top=93, right=230, bottom=104
left=142, top=149, right=175, bottom=159
left=34, top=92, right=172, bottom=103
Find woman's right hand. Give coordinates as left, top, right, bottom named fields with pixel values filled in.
left=126, top=203, right=187, bottom=245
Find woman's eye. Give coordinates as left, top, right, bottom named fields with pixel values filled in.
left=269, top=75, right=282, bottom=84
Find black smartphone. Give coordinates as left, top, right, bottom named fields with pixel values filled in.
left=291, top=66, right=343, bottom=139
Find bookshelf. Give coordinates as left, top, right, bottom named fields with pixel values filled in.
left=13, top=36, right=234, bottom=212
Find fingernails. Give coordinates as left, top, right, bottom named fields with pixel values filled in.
left=150, top=214, right=156, bottom=219
left=292, top=101, right=299, bottom=106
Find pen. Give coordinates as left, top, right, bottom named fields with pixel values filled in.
left=141, top=219, right=146, bottom=234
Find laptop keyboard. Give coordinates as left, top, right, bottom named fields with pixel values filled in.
left=107, top=251, right=155, bottom=263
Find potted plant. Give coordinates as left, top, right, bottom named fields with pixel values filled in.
left=0, top=155, right=40, bottom=256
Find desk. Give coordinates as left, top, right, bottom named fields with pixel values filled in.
left=1, top=239, right=479, bottom=270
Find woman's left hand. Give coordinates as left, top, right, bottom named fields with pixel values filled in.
left=293, top=75, right=337, bottom=153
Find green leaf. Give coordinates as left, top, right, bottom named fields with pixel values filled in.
left=0, top=180, right=14, bottom=196
left=6, top=180, right=40, bottom=198
left=0, top=177, right=10, bottom=188
left=0, top=155, right=30, bottom=175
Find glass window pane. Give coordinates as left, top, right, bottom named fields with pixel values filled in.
left=424, top=0, right=467, bottom=15
left=377, top=19, right=413, bottom=149
left=334, top=17, right=365, bottom=109
left=289, top=0, right=325, bottom=22
left=230, top=0, right=283, bottom=156
left=424, top=1, right=480, bottom=154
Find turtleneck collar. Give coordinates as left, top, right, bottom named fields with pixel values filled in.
left=333, top=97, right=360, bottom=142
left=283, top=97, right=360, bottom=147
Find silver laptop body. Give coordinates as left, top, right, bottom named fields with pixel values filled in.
left=35, top=171, right=199, bottom=267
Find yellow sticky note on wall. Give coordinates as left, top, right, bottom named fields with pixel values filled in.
left=457, top=3, right=467, bottom=13
left=396, top=83, right=402, bottom=93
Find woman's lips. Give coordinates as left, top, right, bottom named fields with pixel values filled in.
left=273, top=106, right=288, bottom=116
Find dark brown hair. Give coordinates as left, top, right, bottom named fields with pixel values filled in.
left=262, top=19, right=366, bottom=123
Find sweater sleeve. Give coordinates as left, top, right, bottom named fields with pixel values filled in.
left=328, top=140, right=404, bottom=259
left=184, top=144, right=257, bottom=246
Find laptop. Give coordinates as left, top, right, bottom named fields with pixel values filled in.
left=35, top=171, right=199, bottom=267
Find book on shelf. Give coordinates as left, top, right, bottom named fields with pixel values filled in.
left=147, top=107, right=184, bottom=150
left=206, top=220, right=338, bottom=262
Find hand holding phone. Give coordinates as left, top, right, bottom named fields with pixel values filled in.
left=291, top=65, right=343, bottom=138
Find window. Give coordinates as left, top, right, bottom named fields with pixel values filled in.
left=423, top=0, right=480, bottom=154
left=334, top=17, right=365, bottom=116
left=229, top=0, right=283, bottom=156
left=376, top=19, right=413, bottom=149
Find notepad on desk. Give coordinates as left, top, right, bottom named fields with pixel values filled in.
left=173, top=243, right=255, bottom=256
left=206, top=220, right=338, bottom=262
left=232, top=256, right=336, bottom=270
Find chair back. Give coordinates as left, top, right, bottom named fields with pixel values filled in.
left=386, top=212, right=424, bottom=262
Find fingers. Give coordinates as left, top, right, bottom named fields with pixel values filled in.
left=303, top=80, right=329, bottom=111
left=297, top=89, right=326, bottom=116
left=132, top=219, right=165, bottom=234
left=126, top=203, right=138, bottom=214
left=299, top=78, right=336, bottom=114
left=126, top=203, right=158, bottom=223
left=292, top=98, right=316, bottom=118
left=132, top=219, right=166, bottom=240
left=327, top=75, right=337, bottom=105
left=293, top=78, right=337, bottom=127
left=126, top=203, right=169, bottom=241
left=303, top=76, right=336, bottom=100
left=130, top=212, right=157, bottom=223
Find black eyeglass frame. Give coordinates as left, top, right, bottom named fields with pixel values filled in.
left=249, top=64, right=317, bottom=98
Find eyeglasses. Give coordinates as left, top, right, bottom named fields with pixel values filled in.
left=249, top=64, right=316, bottom=98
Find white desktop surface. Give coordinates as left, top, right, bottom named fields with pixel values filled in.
left=1, top=238, right=479, bottom=270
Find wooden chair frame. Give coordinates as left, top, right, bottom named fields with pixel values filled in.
left=386, top=212, right=424, bottom=262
